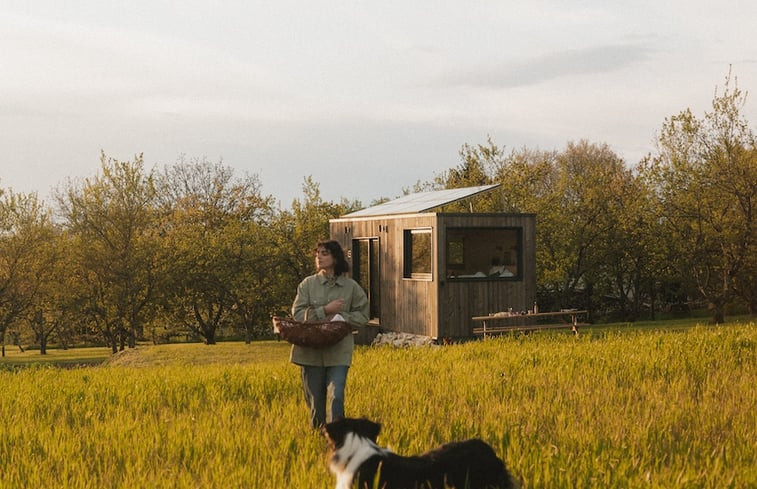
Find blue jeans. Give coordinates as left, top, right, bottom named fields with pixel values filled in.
left=300, top=365, right=349, bottom=429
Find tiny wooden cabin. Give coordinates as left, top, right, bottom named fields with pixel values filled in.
left=329, top=184, right=536, bottom=340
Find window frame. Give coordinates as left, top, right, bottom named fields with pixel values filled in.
left=444, top=226, right=523, bottom=281
left=403, top=228, right=433, bottom=281
left=352, top=237, right=381, bottom=320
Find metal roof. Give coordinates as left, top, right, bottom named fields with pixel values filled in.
left=343, top=184, right=501, bottom=217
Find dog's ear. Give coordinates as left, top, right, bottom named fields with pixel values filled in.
left=324, top=417, right=382, bottom=444
left=357, top=418, right=381, bottom=442
left=323, top=419, right=346, bottom=448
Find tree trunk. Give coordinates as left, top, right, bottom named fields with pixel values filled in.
left=12, top=333, right=24, bottom=352
left=203, top=324, right=217, bottom=345
left=648, top=279, right=657, bottom=321
left=709, top=301, right=726, bottom=324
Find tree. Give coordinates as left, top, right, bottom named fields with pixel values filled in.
left=0, top=190, right=54, bottom=355
left=587, top=164, right=664, bottom=320
left=272, top=177, right=361, bottom=289
left=25, top=230, right=80, bottom=354
left=56, top=152, right=159, bottom=352
left=433, top=137, right=501, bottom=211
left=437, top=138, right=660, bottom=320
left=513, top=141, right=633, bottom=313
left=642, top=70, right=757, bottom=323
left=156, top=157, right=275, bottom=344
left=224, top=217, right=280, bottom=342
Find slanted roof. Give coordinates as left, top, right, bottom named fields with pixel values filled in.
left=343, top=184, right=501, bottom=217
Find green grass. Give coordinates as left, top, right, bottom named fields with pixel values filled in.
left=0, top=323, right=755, bottom=488
left=0, top=346, right=113, bottom=369
left=2, top=314, right=749, bottom=368
left=0, top=340, right=293, bottom=369
left=588, top=314, right=754, bottom=332
left=104, top=341, right=293, bottom=367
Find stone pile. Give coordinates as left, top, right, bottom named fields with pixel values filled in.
left=371, top=332, right=436, bottom=347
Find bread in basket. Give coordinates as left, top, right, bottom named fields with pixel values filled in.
left=272, top=316, right=352, bottom=348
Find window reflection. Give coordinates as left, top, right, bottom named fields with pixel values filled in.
left=403, top=228, right=432, bottom=279
left=445, top=228, right=520, bottom=280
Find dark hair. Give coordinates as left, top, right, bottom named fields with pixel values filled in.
left=316, top=240, right=350, bottom=276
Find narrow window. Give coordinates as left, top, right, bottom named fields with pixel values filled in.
left=352, top=238, right=380, bottom=320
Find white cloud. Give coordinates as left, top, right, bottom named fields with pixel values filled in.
left=438, top=44, right=653, bottom=89
left=0, top=11, right=291, bottom=118
left=1, top=1, right=757, bottom=205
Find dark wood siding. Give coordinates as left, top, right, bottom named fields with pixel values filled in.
left=331, top=214, right=439, bottom=337
left=331, top=212, right=535, bottom=339
left=437, top=213, right=536, bottom=337
left=391, top=215, right=437, bottom=336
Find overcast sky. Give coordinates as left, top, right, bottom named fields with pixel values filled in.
left=2, top=1, right=756, bottom=207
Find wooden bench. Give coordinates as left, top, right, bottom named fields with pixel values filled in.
left=472, top=310, right=588, bottom=337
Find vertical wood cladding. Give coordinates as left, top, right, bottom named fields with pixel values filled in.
left=330, top=212, right=535, bottom=339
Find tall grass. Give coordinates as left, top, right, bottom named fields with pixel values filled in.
left=0, top=325, right=754, bottom=488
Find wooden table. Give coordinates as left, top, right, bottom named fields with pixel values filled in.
left=472, top=310, right=588, bottom=337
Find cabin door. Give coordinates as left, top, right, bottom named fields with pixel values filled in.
left=353, top=238, right=380, bottom=321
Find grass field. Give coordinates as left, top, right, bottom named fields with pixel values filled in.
left=0, top=321, right=755, bottom=488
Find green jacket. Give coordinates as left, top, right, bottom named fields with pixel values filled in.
left=289, top=272, right=369, bottom=367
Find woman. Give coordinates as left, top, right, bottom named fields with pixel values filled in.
left=291, top=240, right=369, bottom=429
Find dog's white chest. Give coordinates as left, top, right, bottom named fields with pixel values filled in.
left=334, top=471, right=354, bottom=489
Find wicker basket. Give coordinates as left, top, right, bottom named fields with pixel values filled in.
left=272, top=316, right=352, bottom=348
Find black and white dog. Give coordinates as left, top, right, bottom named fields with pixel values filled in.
left=324, top=417, right=515, bottom=489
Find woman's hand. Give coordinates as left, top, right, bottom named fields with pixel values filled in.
left=324, top=298, right=345, bottom=315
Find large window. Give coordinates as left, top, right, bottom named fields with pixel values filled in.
left=445, top=227, right=521, bottom=280
left=403, top=228, right=432, bottom=280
